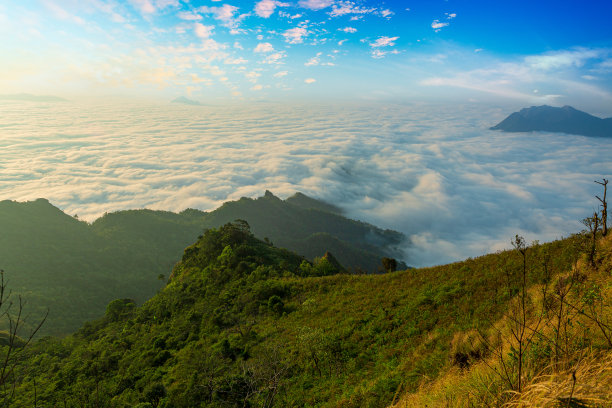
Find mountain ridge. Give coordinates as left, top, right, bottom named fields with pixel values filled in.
left=0, top=192, right=406, bottom=335
left=491, top=105, right=612, bottom=137
left=170, top=96, right=203, bottom=106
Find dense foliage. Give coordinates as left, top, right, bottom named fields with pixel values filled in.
left=6, top=221, right=595, bottom=407
left=0, top=192, right=404, bottom=335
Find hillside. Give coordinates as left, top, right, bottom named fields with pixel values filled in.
left=491, top=105, right=612, bottom=137
left=198, top=191, right=406, bottom=272
left=393, top=232, right=612, bottom=407
left=6, top=220, right=609, bottom=407
left=0, top=192, right=405, bottom=336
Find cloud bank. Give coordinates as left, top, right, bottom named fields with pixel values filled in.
left=0, top=101, right=610, bottom=266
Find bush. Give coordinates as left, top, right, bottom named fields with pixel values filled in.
left=268, top=295, right=284, bottom=315
left=106, top=299, right=136, bottom=322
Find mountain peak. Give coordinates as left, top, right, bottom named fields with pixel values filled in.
left=263, top=190, right=278, bottom=199
left=171, top=96, right=202, bottom=106
left=491, top=105, right=612, bottom=137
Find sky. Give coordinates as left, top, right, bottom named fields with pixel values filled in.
left=1, top=0, right=612, bottom=109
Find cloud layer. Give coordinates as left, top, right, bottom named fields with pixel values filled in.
left=1, top=100, right=610, bottom=266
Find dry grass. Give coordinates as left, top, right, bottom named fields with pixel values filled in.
left=504, top=352, right=612, bottom=408
left=391, top=234, right=612, bottom=408
left=391, top=361, right=509, bottom=408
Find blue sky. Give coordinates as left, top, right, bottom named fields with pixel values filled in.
left=1, top=0, right=612, bottom=109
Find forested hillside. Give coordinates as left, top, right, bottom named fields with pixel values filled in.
left=4, top=220, right=609, bottom=407
left=0, top=192, right=405, bottom=335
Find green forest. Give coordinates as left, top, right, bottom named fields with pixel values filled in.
left=1, top=207, right=611, bottom=406
left=0, top=192, right=404, bottom=336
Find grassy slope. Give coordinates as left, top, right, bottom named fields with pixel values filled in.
left=393, top=233, right=612, bottom=408
left=7, top=224, right=597, bottom=408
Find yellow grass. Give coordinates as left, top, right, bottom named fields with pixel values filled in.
left=392, top=234, right=612, bottom=408
left=504, top=352, right=612, bottom=408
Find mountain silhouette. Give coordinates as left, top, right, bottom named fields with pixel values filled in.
left=491, top=105, right=612, bottom=137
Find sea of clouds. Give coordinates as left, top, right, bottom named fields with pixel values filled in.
left=1, top=100, right=610, bottom=266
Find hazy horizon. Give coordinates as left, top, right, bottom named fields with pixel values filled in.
left=2, top=0, right=612, bottom=266
left=2, top=99, right=611, bottom=267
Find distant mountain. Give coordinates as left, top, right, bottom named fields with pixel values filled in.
left=285, top=191, right=342, bottom=214
left=491, top=105, right=612, bottom=138
left=199, top=191, right=406, bottom=272
left=171, top=96, right=203, bottom=106
left=0, top=93, right=67, bottom=102
left=0, top=192, right=407, bottom=335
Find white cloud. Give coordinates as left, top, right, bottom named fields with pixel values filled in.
left=41, top=0, right=86, bottom=25
left=177, top=11, right=202, bottom=20
left=255, top=0, right=288, bottom=18
left=371, top=49, right=386, bottom=59
left=525, top=49, right=601, bottom=71
left=3, top=103, right=610, bottom=268
left=194, top=23, right=214, bottom=38
left=198, top=4, right=244, bottom=31
left=431, top=20, right=449, bottom=31
left=278, top=11, right=302, bottom=19
left=339, top=27, right=357, bottom=33
left=129, top=0, right=156, bottom=14
left=597, top=59, right=612, bottom=72
left=254, top=42, right=274, bottom=53
left=225, top=57, right=247, bottom=64
left=304, top=78, right=316, bottom=83
left=304, top=52, right=334, bottom=66
left=432, top=12, right=456, bottom=32
left=251, top=84, right=263, bottom=90
left=207, top=65, right=225, bottom=76
left=305, top=52, right=322, bottom=66
left=245, top=70, right=261, bottom=80
left=380, top=9, right=393, bottom=18
left=298, top=0, right=333, bottom=10
left=282, top=26, right=308, bottom=44
left=274, top=70, right=288, bottom=77
left=261, top=51, right=286, bottom=64
left=201, top=38, right=226, bottom=51
left=419, top=48, right=612, bottom=105
left=329, top=1, right=376, bottom=17
left=155, top=0, right=179, bottom=9
left=370, top=36, right=398, bottom=47
left=255, top=0, right=276, bottom=17
left=370, top=49, right=399, bottom=59
left=189, top=73, right=211, bottom=85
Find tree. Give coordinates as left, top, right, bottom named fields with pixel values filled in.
left=105, top=298, right=136, bottom=322
left=0, top=269, right=47, bottom=403
left=581, top=212, right=600, bottom=266
left=144, top=383, right=166, bottom=407
left=477, top=236, right=545, bottom=393
left=595, top=178, right=608, bottom=236
left=381, top=257, right=397, bottom=273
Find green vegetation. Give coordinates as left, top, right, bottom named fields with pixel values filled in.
left=5, top=218, right=609, bottom=407
left=0, top=192, right=404, bottom=336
